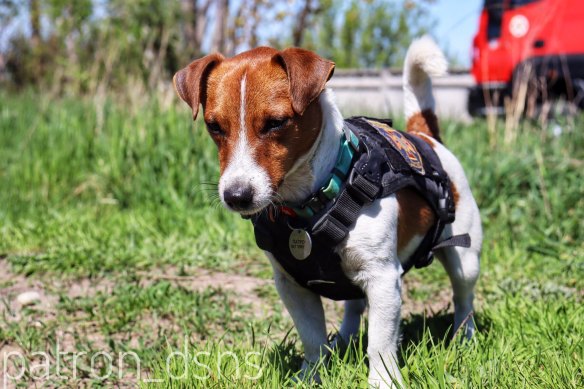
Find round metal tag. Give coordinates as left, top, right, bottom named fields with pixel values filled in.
left=289, top=229, right=312, bottom=260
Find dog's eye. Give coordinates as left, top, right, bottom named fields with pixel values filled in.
left=206, top=121, right=225, bottom=136
left=261, top=118, right=289, bottom=134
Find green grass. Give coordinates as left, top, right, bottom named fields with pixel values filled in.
left=0, top=92, right=582, bottom=387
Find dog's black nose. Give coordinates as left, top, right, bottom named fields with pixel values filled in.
left=223, top=185, right=254, bottom=209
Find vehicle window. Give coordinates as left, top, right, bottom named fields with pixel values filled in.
left=484, top=0, right=541, bottom=9
left=485, top=0, right=505, bottom=40
left=509, top=0, right=541, bottom=7
left=484, top=0, right=505, bottom=8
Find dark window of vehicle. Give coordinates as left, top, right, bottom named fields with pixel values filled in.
left=484, top=0, right=505, bottom=40
left=509, top=0, right=541, bottom=8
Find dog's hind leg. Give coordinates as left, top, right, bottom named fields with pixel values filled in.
left=437, top=245, right=481, bottom=339
left=426, top=131, right=482, bottom=340
left=267, top=254, right=329, bottom=381
left=331, top=298, right=367, bottom=349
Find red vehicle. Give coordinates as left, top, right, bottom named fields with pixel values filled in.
left=468, top=0, right=584, bottom=115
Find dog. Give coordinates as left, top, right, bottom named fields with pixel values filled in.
left=173, top=36, right=482, bottom=388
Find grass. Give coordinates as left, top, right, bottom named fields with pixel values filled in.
left=0, top=92, right=582, bottom=387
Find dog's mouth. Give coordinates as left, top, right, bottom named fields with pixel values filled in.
left=235, top=204, right=269, bottom=217
left=222, top=188, right=284, bottom=218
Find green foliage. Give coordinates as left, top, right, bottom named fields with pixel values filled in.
left=0, top=0, right=438, bottom=93
left=3, top=0, right=188, bottom=93
left=304, top=0, right=435, bottom=68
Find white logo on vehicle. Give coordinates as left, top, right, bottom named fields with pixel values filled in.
left=510, top=15, right=529, bottom=38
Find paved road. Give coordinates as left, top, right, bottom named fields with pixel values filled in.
left=327, top=70, right=474, bottom=121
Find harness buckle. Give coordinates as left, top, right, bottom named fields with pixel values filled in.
left=435, top=181, right=456, bottom=223
left=306, top=192, right=326, bottom=213
left=415, top=250, right=435, bottom=269
left=347, top=170, right=379, bottom=204
left=343, top=127, right=360, bottom=151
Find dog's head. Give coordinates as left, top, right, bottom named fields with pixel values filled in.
left=174, top=47, right=334, bottom=215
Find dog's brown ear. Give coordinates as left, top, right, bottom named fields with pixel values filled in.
left=173, top=53, right=224, bottom=119
left=275, top=48, right=335, bottom=115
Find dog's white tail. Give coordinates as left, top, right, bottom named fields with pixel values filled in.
left=403, top=36, right=447, bottom=141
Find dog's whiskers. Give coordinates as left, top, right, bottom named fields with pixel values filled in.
left=193, top=181, right=222, bottom=206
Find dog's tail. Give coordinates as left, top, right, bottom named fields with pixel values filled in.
left=403, top=36, right=447, bottom=142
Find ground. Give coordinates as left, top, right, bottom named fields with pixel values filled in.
left=0, top=93, right=582, bottom=388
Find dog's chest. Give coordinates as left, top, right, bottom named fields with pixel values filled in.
left=253, top=212, right=366, bottom=301
left=254, top=195, right=403, bottom=299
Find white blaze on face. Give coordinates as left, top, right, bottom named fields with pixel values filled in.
left=218, top=74, right=272, bottom=213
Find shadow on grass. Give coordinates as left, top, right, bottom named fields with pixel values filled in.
left=266, top=329, right=369, bottom=383
left=265, top=311, right=491, bottom=383
left=265, top=330, right=304, bottom=382
left=401, top=311, right=491, bottom=347
left=401, top=312, right=455, bottom=346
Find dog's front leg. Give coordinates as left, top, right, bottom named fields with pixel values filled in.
left=340, top=197, right=404, bottom=387
left=267, top=254, right=329, bottom=381
left=365, top=262, right=403, bottom=388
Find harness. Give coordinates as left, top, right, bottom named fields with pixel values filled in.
left=251, top=117, right=471, bottom=301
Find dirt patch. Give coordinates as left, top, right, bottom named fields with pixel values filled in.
left=0, top=263, right=277, bottom=387
left=0, top=344, right=25, bottom=389
left=58, top=277, right=115, bottom=299
left=135, top=266, right=454, bottom=332
left=158, top=269, right=454, bottom=331
left=137, top=266, right=271, bottom=316
left=0, top=259, right=58, bottom=322
left=1, top=257, right=453, bottom=327
left=401, top=277, right=454, bottom=318
left=132, top=266, right=348, bottom=335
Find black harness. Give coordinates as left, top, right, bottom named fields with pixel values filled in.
left=251, top=117, right=470, bottom=301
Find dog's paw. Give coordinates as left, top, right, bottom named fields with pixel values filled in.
left=368, top=374, right=403, bottom=389
left=291, top=359, right=322, bottom=385
left=368, top=362, right=404, bottom=389
left=329, top=333, right=347, bottom=353
left=453, top=312, right=477, bottom=341
left=329, top=332, right=359, bottom=356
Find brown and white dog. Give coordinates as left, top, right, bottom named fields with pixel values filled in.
left=174, top=37, right=482, bottom=387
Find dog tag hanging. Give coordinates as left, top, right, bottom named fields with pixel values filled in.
left=289, top=229, right=312, bottom=260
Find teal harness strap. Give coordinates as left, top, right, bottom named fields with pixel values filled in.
left=284, top=128, right=358, bottom=218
